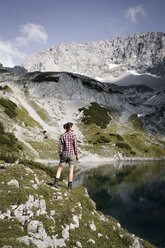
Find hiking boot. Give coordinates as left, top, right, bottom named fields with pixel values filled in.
left=68, top=182, right=73, bottom=190
left=52, top=178, right=59, bottom=187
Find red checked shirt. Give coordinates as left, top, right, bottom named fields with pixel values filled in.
left=59, top=132, right=78, bottom=156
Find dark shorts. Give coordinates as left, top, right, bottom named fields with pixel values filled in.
left=59, top=155, right=76, bottom=165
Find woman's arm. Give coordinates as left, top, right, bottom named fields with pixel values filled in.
left=59, top=136, right=63, bottom=155
left=73, top=135, right=79, bottom=160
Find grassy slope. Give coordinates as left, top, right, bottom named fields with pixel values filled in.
left=0, top=84, right=59, bottom=161
left=0, top=162, right=156, bottom=248
left=78, top=103, right=165, bottom=159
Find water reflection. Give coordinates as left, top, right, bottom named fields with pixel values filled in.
left=74, top=161, right=165, bottom=248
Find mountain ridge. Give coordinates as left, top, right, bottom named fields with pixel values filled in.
left=22, top=32, right=165, bottom=82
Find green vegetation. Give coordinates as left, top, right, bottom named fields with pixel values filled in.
left=0, top=85, right=11, bottom=91
left=28, top=99, right=52, bottom=123
left=33, top=72, right=59, bottom=83
left=95, top=135, right=110, bottom=144
left=28, top=138, right=59, bottom=159
left=15, top=105, right=41, bottom=128
left=19, top=159, right=67, bottom=180
left=0, top=163, right=156, bottom=248
left=128, top=114, right=142, bottom=130
left=0, top=98, right=17, bottom=118
left=79, top=102, right=112, bottom=129
left=116, top=142, right=131, bottom=150
left=0, top=122, right=23, bottom=162
left=109, top=133, right=124, bottom=141
left=81, top=79, right=104, bottom=92
left=0, top=69, right=8, bottom=73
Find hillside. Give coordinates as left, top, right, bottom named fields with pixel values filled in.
left=0, top=161, right=157, bottom=248
left=0, top=69, right=165, bottom=163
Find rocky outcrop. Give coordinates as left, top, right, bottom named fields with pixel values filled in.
left=0, top=162, right=156, bottom=248
left=0, top=63, right=27, bottom=74
left=22, top=32, right=165, bottom=80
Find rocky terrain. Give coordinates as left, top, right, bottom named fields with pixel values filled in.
left=22, top=32, right=165, bottom=82
left=0, top=161, right=157, bottom=248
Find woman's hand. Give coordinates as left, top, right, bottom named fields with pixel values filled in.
left=76, top=155, right=79, bottom=161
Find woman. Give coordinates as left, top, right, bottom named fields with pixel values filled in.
left=53, top=122, right=79, bottom=190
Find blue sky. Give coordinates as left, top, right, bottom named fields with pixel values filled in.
left=0, top=0, right=164, bottom=67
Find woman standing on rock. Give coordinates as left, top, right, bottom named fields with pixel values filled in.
left=53, top=122, right=79, bottom=190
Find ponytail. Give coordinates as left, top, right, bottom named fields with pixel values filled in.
left=63, top=122, right=73, bottom=131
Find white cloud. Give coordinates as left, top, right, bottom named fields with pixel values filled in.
left=125, top=5, right=146, bottom=24
left=17, top=23, right=48, bottom=45
left=0, top=23, right=48, bottom=67
left=0, top=39, right=25, bottom=67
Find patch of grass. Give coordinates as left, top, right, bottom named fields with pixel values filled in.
left=28, top=139, right=59, bottom=159
left=28, top=99, right=52, bottom=123
left=0, top=121, right=23, bottom=162
left=15, top=106, right=41, bottom=128
left=79, top=102, right=112, bottom=129
left=33, top=72, right=59, bottom=83
left=0, top=98, right=17, bottom=118
left=19, top=159, right=56, bottom=178
left=128, top=114, right=142, bottom=130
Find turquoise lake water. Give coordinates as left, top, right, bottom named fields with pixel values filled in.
left=74, top=160, right=165, bottom=247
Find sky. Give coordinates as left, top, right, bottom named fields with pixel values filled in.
left=0, top=0, right=164, bottom=67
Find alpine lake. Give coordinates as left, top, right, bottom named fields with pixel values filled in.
left=73, top=160, right=165, bottom=248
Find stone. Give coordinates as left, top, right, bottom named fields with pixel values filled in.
left=50, top=210, right=56, bottom=216
left=27, top=220, right=40, bottom=233
left=62, top=224, right=70, bottom=241
left=76, top=241, right=82, bottom=248
left=87, top=238, right=96, bottom=244
left=98, top=233, right=103, bottom=237
left=89, top=221, right=96, bottom=231
left=7, top=179, right=19, bottom=188
left=131, top=238, right=141, bottom=248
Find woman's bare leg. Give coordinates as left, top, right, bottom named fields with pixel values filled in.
left=68, top=164, right=74, bottom=182
left=56, top=162, right=65, bottom=179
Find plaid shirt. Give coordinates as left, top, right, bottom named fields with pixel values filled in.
left=59, top=131, right=78, bottom=156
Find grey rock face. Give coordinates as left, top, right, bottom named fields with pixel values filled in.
left=0, top=63, right=27, bottom=74
left=22, top=32, right=165, bottom=80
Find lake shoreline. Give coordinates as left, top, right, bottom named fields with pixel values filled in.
left=36, top=156, right=165, bottom=167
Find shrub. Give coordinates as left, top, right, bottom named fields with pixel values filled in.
left=0, top=98, right=17, bottom=118
left=116, top=142, right=131, bottom=150
left=0, top=153, right=18, bottom=163
left=109, top=133, right=124, bottom=141
left=96, top=136, right=110, bottom=144
left=82, top=79, right=104, bottom=92
left=78, top=102, right=112, bottom=129
left=33, top=72, right=59, bottom=83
